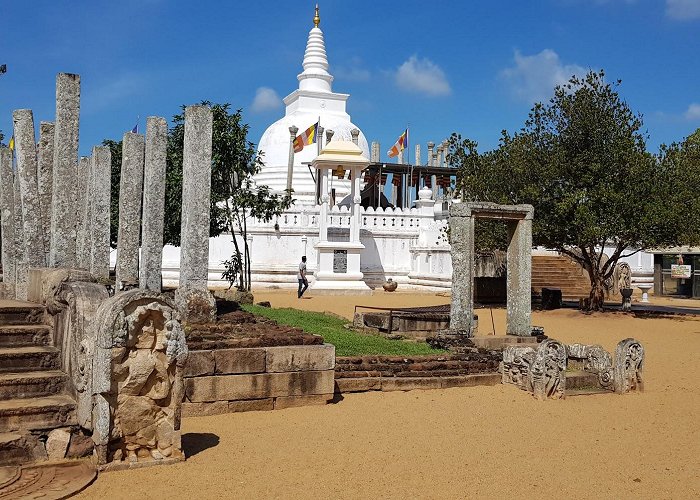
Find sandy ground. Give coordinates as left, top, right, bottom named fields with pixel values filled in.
left=77, top=292, right=700, bottom=500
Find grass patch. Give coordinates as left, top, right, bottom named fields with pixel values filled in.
left=243, top=304, right=445, bottom=356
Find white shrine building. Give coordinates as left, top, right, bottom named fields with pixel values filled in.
left=159, top=9, right=654, bottom=293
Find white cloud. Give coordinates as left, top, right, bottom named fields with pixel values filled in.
left=334, top=57, right=371, bottom=82
left=666, top=0, right=700, bottom=20
left=251, top=87, right=282, bottom=113
left=394, top=56, right=451, bottom=97
left=685, top=103, right=700, bottom=120
left=501, top=49, right=586, bottom=103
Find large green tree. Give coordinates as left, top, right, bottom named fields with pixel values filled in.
left=449, top=70, right=700, bottom=310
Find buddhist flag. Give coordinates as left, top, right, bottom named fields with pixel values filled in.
left=8, top=136, right=14, bottom=151
left=387, top=129, right=407, bottom=158
left=293, top=122, right=319, bottom=153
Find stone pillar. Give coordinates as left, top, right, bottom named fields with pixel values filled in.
left=436, top=145, right=443, bottom=171
left=90, top=146, right=111, bottom=281
left=431, top=152, right=439, bottom=200
left=350, top=168, right=361, bottom=243
left=427, top=142, right=435, bottom=166
left=0, top=148, right=16, bottom=296
left=351, top=128, right=359, bottom=146
left=415, top=144, right=421, bottom=166
left=441, top=140, right=450, bottom=167
left=13, top=109, right=47, bottom=268
left=13, top=175, right=27, bottom=300
left=115, top=132, right=145, bottom=290
left=37, top=121, right=54, bottom=254
left=50, top=73, right=80, bottom=268
left=319, top=168, right=329, bottom=242
left=371, top=141, right=380, bottom=162
left=449, top=207, right=475, bottom=335
left=76, top=156, right=91, bottom=269
left=506, top=217, right=533, bottom=336
left=317, top=125, right=324, bottom=156
left=140, top=117, right=168, bottom=292
left=175, top=105, right=215, bottom=322
left=287, top=125, right=297, bottom=192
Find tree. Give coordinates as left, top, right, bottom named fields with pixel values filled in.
left=449, top=70, right=700, bottom=310
left=165, top=102, right=293, bottom=290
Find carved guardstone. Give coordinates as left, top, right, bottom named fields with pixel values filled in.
left=614, top=338, right=644, bottom=393
left=529, top=339, right=567, bottom=400
left=92, top=290, right=188, bottom=467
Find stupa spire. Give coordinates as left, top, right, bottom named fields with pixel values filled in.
left=298, top=4, right=333, bottom=93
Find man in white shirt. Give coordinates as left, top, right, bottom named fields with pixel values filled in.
left=297, top=256, right=309, bottom=298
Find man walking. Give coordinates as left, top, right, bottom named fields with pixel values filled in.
left=298, top=255, right=309, bottom=298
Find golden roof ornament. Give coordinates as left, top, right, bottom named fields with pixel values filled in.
left=313, top=4, right=320, bottom=27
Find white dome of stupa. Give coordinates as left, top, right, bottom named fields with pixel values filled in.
left=254, top=6, right=369, bottom=205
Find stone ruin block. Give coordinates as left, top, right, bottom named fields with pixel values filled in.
left=92, top=289, right=188, bottom=467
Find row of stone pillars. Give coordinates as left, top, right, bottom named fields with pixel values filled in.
left=0, top=72, right=215, bottom=321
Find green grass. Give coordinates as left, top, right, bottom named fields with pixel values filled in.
left=243, top=304, right=445, bottom=357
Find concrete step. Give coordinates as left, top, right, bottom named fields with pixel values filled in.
left=0, top=302, right=45, bottom=326
left=0, top=325, right=52, bottom=348
left=0, top=395, right=77, bottom=433
left=0, top=346, right=60, bottom=373
left=0, top=371, right=67, bottom=400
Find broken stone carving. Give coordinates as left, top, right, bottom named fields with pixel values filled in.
left=614, top=338, right=644, bottom=393
left=529, top=339, right=567, bottom=400
left=92, top=290, right=188, bottom=466
left=503, top=338, right=644, bottom=399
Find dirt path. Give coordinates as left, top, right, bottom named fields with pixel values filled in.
left=77, top=294, right=700, bottom=499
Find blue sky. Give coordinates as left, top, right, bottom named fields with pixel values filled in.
left=1, top=0, right=699, bottom=160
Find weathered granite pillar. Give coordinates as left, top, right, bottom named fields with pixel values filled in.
left=13, top=109, right=47, bottom=268
left=175, top=105, right=215, bottom=322
left=50, top=73, right=81, bottom=268
left=140, top=117, right=167, bottom=292
left=286, top=125, right=297, bottom=192
left=506, top=216, right=533, bottom=336
left=76, top=156, right=91, bottom=269
left=38, top=121, right=55, bottom=254
left=449, top=204, right=475, bottom=335
left=13, top=175, right=27, bottom=300
left=415, top=144, right=421, bottom=166
left=0, top=148, right=16, bottom=297
left=90, top=146, right=111, bottom=281
left=371, top=141, right=380, bottom=162
left=115, top=133, right=145, bottom=290
left=427, top=142, right=435, bottom=166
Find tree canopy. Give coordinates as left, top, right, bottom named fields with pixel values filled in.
left=448, top=70, right=700, bottom=310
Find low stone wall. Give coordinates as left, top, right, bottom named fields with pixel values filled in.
left=182, top=344, right=335, bottom=416
left=334, top=352, right=502, bottom=393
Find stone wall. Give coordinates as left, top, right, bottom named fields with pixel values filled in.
left=334, top=352, right=502, bottom=393
left=182, top=344, right=335, bottom=416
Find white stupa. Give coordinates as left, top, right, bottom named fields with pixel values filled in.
left=255, top=6, right=369, bottom=205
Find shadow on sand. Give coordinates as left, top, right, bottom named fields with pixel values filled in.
left=182, top=432, right=220, bottom=458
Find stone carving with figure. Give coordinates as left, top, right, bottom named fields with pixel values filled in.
left=614, top=338, right=644, bottom=393
left=529, top=339, right=567, bottom=400
left=92, top=290, right=188, bottom=467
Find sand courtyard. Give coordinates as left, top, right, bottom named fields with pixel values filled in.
left=75, top=291, right=700, bottom=499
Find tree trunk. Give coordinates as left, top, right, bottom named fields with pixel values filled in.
left=588, top=272, right=607, bottom=311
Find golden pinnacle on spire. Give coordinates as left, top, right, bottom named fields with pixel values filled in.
left=313, top=4, right=320, bottom=27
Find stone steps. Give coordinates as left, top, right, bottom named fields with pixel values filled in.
left=532, top=255, right=591, bottom=300
left=0, top=371, right=68, bottom=400
left=0, top=346, right=60, bottom=373
left=0, top=304, right=45, bottom=326
left=0, top=325, right=52, bottom=348
left=0, top=395, right=77, bottom=433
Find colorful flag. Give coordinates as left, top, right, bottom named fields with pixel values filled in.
left=387, top=129, right=408, bottom=158
left=8, top=136, right=14, bottom=151
left=293, top=122, right=319, bottom=153
left=131, top=123, right=138, bottom=134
